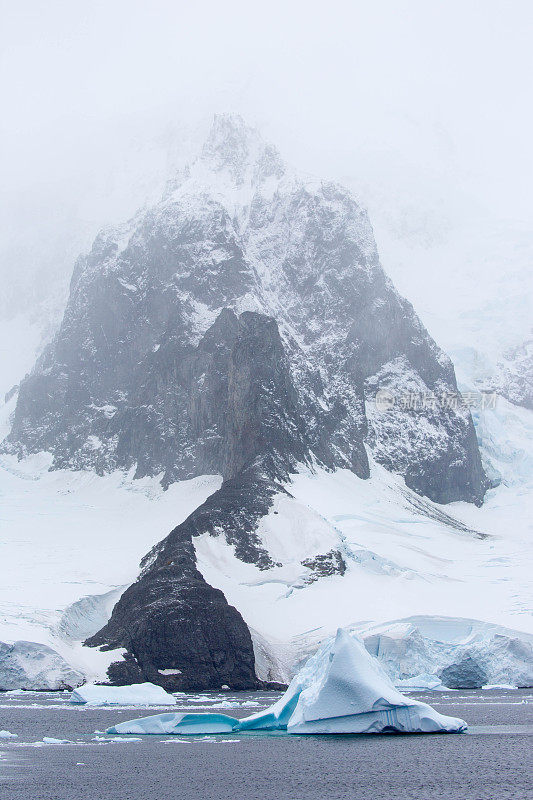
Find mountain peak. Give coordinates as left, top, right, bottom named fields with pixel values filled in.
left=203, top=114, right=258, bottom=159
left=201, top=114, right=282, bottom=183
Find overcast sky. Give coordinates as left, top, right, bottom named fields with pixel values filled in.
left=1, top=0, right=532, bottom=318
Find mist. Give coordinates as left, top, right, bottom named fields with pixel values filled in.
left=1, top=0, right=532, bottom=340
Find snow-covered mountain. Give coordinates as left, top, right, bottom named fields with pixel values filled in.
left=1, top=115, right=531, bottom=691
left=5, top=115, right=486, bottom=502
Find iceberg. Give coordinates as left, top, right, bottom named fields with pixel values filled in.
left=283, top=632, right=464, bottom=734
left=107, top=712, right=238, bottom=734
left=395, top=673, right=446, bottom=691
left=108, top=630, right=466, bottom=735
left=70, top=682, right=176, bottom=706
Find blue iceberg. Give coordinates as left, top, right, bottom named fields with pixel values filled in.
left=107, top=629, right=467, bottom=736
left=107, top=711, right=238, bottom=734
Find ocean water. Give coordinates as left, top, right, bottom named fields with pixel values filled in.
left=0, top=689, right=531, bottom=800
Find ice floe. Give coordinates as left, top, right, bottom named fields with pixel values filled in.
left=70, top=682, right=176, bottom=706
left=42, top=737, right=71, bottom=744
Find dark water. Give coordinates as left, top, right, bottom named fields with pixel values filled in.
left=1, top=689, right=532, bottom=800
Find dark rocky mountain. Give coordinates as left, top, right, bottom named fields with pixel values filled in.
left=3, top=115, right=489, bottom=687
left=4, top=114, right=486, bottom=504
left=86, top=465, right=282, bottom=689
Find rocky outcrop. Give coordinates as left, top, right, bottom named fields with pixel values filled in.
left=86, top=469, right=280, bottom=690
left=302, top=550, right=347, bottom=583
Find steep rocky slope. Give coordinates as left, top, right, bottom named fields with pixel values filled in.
left=3, top=115, right=490, bottom=687
left=5, top=114, right=486, bottom=504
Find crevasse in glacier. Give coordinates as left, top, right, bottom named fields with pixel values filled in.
left=107, top=630, right=467, bottom=735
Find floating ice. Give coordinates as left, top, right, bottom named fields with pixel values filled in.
left=482, top=683, right=518, bottom=690
left=92, top=736, right=143, bottom=742
left=395, top=673, right=446, bottom=691
left=109, top=712, right=238, bottom=735
left=108, top=630, right=467, bottom=735
left=283, top=632, right=465, bottom=734
left=42, top=737, right=71, bottom=744
left=0, top=730, right=18, bottom=738
left=70, top=682, right=177, bottom=706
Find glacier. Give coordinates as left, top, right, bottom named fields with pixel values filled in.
left=70, top=682, right=177, bottom=706
left=107, top=630, right=466, bottom=736
left=0, top=640, right=83, bottom=691
left=251, top=614, right=533, bottom=690
left=361, top=616, right=533, bottom=689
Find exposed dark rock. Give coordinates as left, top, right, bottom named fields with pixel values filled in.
left=3, top=114, right=487, bottom=505
left=87, top=467, right=284, bottom=689
left=302, top=550, right=347, bottom=583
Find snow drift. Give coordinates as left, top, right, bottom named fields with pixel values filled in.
left=107, top=630, right=466, bottom=735
left=70, top=682, right=176, bottom=705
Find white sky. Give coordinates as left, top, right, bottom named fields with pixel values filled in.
left=1, top=0, right=532, bottom=320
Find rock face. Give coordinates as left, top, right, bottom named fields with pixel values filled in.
left=3, top=115, right=490, bottom=688
left=86, top=476, right=265, bottom=690
left=5, top=114, right=486, bottom=505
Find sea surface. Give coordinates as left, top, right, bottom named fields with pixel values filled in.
left=0, top=689, right=532, bottom=799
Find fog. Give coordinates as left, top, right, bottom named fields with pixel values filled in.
left=1, top=0, right=532, bottom=333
